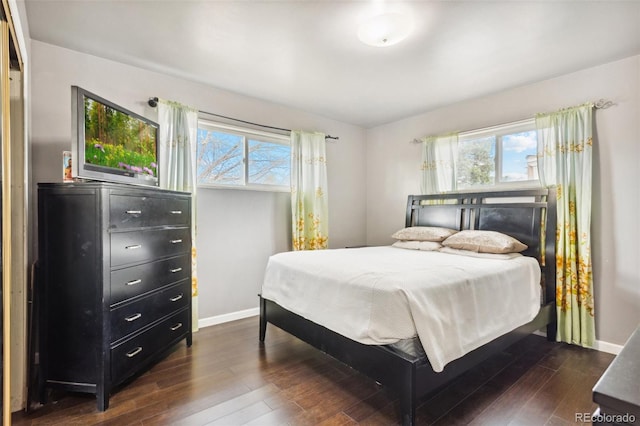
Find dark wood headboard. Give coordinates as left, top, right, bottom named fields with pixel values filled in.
left=405, top=188, right=557, bottom=305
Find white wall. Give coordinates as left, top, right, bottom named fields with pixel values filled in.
left=196, top=189, right=290, bottom=320
left=365, top=55, right=640, bottom=347
left=29, top=40, right=366, bottom=323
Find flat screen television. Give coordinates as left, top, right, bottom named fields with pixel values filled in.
left=71, top=86, right=159, bottom=187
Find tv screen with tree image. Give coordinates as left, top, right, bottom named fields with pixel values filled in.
left=71, top=86, right=159, bottom=186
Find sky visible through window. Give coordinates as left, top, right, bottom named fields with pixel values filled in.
left=248, top=139, right=290, bottom=186
left=501, top=130, right=537, bottom=181
left=197, top=129, right=244, bottom=185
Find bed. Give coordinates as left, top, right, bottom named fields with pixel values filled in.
left=259, top=188, right=557, bottom=425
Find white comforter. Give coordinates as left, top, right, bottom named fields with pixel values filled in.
left=261, top=246, right=541, bottom=372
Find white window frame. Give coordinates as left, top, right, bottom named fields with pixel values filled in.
left=197, top=120, right=291, bottom=192
left=457, top=118, right=540, bottom=190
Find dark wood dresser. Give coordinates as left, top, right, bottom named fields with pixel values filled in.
left=592, top=326, right=640, bottom=425
left=37, top=182, right=192, bottom=411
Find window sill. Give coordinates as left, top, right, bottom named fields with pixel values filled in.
left=197, top=183, right=291, bottom=193
left=456, top=182, right=542, bottom=192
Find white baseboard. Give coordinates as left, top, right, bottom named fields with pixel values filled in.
left=592, top=339, right=623, bottom=355
left=533, top=329, right=623, bottom=355
left=198, top=307, right=260, bottom=329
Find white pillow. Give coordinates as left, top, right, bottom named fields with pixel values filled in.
left=441, top=230, right=527, bottom=254
left=392, top=240, right=442, bottom=251
left=438, top=246, right=523, bottom=259
left=391, top=226, right=458, bottom=242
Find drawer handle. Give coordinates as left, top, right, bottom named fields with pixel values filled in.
left=125, top=313, right=142, bottom=322
left=169, top=239, right=183, bottom=244
left=126, top=244, right=142, bottom=250
left=126, top=210, right=142, bottom=215
left=170, top=210, right=182, bottom=215
left=126, top=347, right=143, bottom=358
left=126, top=279, right=142, bottom=286
left=169, top=294, right=183, bottom=302
left=169, top=267, right=182, bottom=273
left=170, top=323, right=183, bottom=331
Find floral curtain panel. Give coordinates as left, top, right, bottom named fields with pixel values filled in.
left=536, top=103, right=595, bottom=347
left=291, top=130, right=328, bottom=250
left=158, top=99, right=200, bottom=331
left=421, top=133, right=459, bottom=196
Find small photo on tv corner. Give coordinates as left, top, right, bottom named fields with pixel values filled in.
left=63, top=150, right=73, bottom=182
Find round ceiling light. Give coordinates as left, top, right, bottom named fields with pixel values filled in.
left=357, top=12, right=413, bottom=47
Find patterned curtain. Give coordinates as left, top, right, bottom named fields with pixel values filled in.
left=157, top=99, right=200, bottom=332
left=421, top=133, right=459, bottom=195
left=291, top=130, right=328, bottom=250
left=536, top=103, right=595, bottom=347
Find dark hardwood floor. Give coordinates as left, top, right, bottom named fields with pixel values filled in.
left=13, top=317, right=614, bottom=425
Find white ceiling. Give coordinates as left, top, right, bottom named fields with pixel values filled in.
left=23, top=0, right=640, bottom=128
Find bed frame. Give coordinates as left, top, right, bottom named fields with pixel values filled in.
left=259, top=188, right=557, bottom=425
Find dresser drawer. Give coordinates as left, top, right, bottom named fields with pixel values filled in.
left=111, top=228, right=191, bottom=267
left=110, top=195, right=189, bottom=229
left=110, top=255, right=190, bottom=306
left=110, top=279, right=191, bottom=343
left=111, top=308, right=189, bottom=386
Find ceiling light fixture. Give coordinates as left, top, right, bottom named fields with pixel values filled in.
left=357, top=12, right=413, bottom=47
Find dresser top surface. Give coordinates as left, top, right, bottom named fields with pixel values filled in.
left=38, top=181, right=191, bottom=197
left=592, top=325, right=640, bottom=416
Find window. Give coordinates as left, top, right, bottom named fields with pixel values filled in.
left=457, top=119, right=539, bottom=189
left=197, top=120, right=291, bottom=190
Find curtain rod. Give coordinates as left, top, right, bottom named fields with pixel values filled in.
left=409, top=98, right=614, bottom=144
left=148, top=97, right=339, bottom=141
